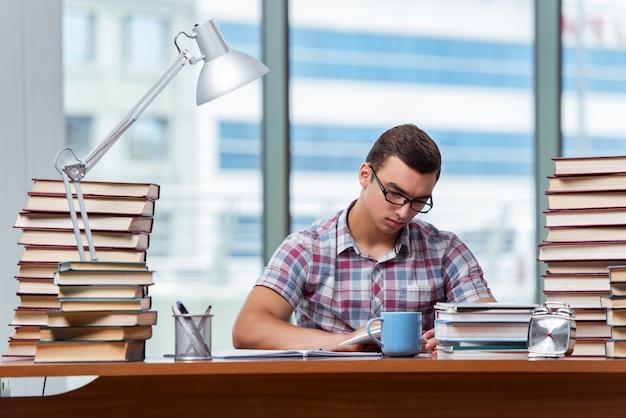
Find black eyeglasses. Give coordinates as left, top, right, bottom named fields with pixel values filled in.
left=369, top=166, right=433, bottom=213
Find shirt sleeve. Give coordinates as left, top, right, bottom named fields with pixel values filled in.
left=442, top=233, right=494, bottom=302
left=255, top=233, right=311, bottom=308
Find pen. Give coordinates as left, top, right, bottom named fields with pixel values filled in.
left=176, top=300, right=189, bottom=314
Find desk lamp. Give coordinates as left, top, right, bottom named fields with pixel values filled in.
left=54, top=19, right=269, bottom=261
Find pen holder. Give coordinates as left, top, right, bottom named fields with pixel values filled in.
left=173, top=313, right=212, bottom=360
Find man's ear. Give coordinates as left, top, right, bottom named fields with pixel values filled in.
left=358, top=163, right=370, bottom=188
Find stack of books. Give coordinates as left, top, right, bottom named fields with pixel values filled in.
left=4, top=178, right=159, bottom=360
left=538, top=155, right=626, bottom=357
left=34, top=261, right=157, bottom=362
left=602, top=266, right=626, bottom=358
left=433, top=302, right=538, bottom=359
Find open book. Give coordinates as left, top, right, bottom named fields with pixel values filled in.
left=337, top=324, right=381, bottom=347
left=212, top=348, right=382, bottom=359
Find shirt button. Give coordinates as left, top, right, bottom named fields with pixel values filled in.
left=374, top=297, right=381, bottom=304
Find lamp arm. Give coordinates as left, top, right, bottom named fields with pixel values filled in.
left=56, top=49, right=198, bottom=261
left=50, top=20, right=268, bottom=263
left=62, top=50, right=195, bottom=181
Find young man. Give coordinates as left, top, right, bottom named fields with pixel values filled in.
left=232, top=124, right=495, bottom=352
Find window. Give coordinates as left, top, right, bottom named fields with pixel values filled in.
left=125, top=15, right=167, bottom=69
left=126, top=117, right=168, bottom=161
left=63, top=9, right=94, bottom=64
left=65, top=115, right=93, bottom=158
left=289, top=0, right=536, bottom=303
left=63, top=1, right=265, bottom=354
left=561, top=0, right=626, bottom=156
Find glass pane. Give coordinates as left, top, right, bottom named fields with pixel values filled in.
left=62, top=1, right=264, bottom=355
left=125, top=15, right=167, bottom=69
left=561, top=0, right=626, bottom=156
left=63, top=9, right=93, bottom=64
left=289, top=0, right=536, bottom=303
left=126, top=117, right=168, bottom=161
left=65, top=115, right=93, bottom=157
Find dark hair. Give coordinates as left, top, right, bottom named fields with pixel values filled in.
left=366, top=124, right=442, bottom=180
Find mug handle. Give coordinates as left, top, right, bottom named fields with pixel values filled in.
left=366, top=317, right=384, bottom=346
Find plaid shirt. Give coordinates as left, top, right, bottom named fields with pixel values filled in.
left=256, top=202, right=493, bottom=332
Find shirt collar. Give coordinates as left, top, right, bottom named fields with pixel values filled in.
left=395, top=224, right=411, bottom=253
left=336, top=201, right=356, bottom=255
left=336, top=200, right=411, bottom=255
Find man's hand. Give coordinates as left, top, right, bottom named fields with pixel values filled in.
left=422, top=328, right=438, bottom=351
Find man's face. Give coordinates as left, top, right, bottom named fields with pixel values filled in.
left=363, top=156, right=438, bottom=234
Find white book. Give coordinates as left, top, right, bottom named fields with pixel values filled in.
left=337, top=324, right=381, bottom=347
left=434, top=302, right=538, bottom=323
left=211, top=348, right=382, bottom=359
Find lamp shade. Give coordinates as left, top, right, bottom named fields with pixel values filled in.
left=193, top=20, right=269, bottom=105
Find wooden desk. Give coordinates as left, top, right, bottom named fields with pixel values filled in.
left=2, top=357, right=626, bottom=418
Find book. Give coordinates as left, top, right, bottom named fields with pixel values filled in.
left=600, top=296, right=626, bottom=309
left=542, top=273, right=609, bottom=292
left=575, top=320, right=612, bottom=339
left=59, top=296, right=152, bottom=312
left=606, top=340, right=626, bottom=358
left=19, top=247, right=146, bottom=263
left=438, top=341, right=528, bottom=350
left=16, top=263, right=60, bottom=279
left=433, top=320, right=529, bottom=342
left=610, top=325, right=626, bottom=340
left=544, top=208, right=626, bottom=227
left=547, top=173, right=626, bottom=192
left=17, top=293, right=60, bottom=309
left=39, top=325, right=152, bottom=341
left=14, top=212, right=154, bottom=233
left=24, top=195, right=155, bottom=216
left=544, top=226, right=626, bottom=243
left=337, top=324, right=381, bottom=347
left=544, top=291, right=607, bottom=309
left=9, top=308, right=54, bottom=327
left=211, top=348, right=383, bottom=359
left=546, top=190, right=626, bottom=210
left=608, top=265, right=626, bottom=282
left=606, top=308, right=626, bottom=326
left=18, top=229, right=149, bottom=250
left=571, top=338, right=607, bottom=357
left=16, top=278, right=59, bottom=294
left=571, top=308, right=607, bottom=321
left=58, top=260, right=149, bottom=271
left=609, top=282, right=626, bottom=296
left=434, top=302, right=538, bottom=322
left=46, top=310, right=157, bottom=327
left=538, top=241, right=626, bottom=261
left=34, top=340, right=146, bottom=363
left=545, top=260, right=624, bottom=274
left=10, top=326, right=42, bottom=341
left=29, top=178, right=160, bottom=200
left=54, top=269, right=153, bottom=285
left=552, top=155, right=626, bottom=176
left=436, top=344, right=529, bottom=359
left=58, top=284, right=149, bottom=299
left=3, top=340, right=37, bottom=358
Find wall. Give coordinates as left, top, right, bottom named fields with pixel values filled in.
left=0, top=0, right=64, bottom=394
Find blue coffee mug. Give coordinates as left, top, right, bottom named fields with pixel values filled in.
left=366, top=311, right=422, bottom=357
